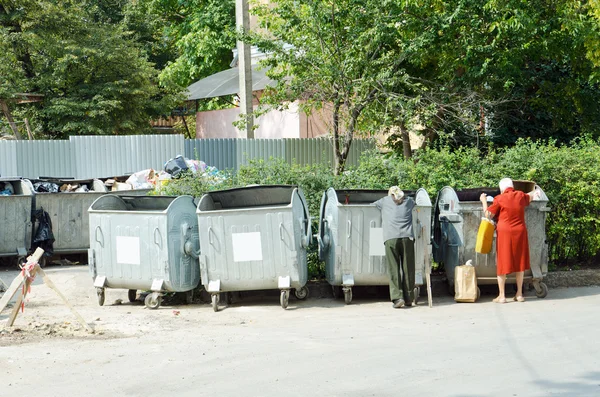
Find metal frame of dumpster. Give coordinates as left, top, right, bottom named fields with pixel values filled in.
left=317, top=188, right=433, bottom=305
left=0, top=178, right=34, bottom=262
left=88, top=194, right=200, bottom=309
left=28, top=178, right=108, bottom=260
left=433, top=184, right=550, bottom=298
left=196, top=185, right=311, bottom=311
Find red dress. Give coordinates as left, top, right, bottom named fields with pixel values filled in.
left=487, top=187, right=531, bottom=275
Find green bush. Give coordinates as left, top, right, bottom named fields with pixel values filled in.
left=154, top=139, right=600, bottom=277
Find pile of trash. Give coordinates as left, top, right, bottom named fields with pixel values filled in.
left=113, top=155, right=226, bottom=192
left=1, top=155, right=224, bottom=194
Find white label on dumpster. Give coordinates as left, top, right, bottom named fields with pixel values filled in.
left=232, top=232, right=263, bottom=262
left=116, top=236, right=141, bottom=265
left=369, top=228, right=385, bottom=256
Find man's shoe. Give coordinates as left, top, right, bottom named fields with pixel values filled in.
left=392, top=299, right=405, bottom=308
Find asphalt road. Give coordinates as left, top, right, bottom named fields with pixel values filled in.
left=1, top=266, right=599, bottom=397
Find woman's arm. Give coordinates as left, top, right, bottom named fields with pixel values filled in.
left=480, top=193, right=492, bottom=218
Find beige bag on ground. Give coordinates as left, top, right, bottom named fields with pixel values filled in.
left=454, top=262, right=479, bottom=303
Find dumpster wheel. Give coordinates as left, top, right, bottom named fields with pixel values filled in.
left=280, top=290, right=290, bottom=309
left=343, top=287, right=352, bottom=305
left=128, top=289, right=137, bottom=303
left=211, top=294, right=219, bottom=312
left=144, top=294, right=162, bottom=310
left=294, top=286, right=309, bottom=300
left=535, top=282, right=548, bottom=299
left=96, top=288, right=105, bottom=306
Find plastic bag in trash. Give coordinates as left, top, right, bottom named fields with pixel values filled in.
left=185, top=159, right=207, bottom=174
left=126, top=169, right=155, bottom=189
left=164, top=155, right=188, bottom=178
left=33, top=181, right=59, bottom=193
left=0, top=181, right=14, bottom=195
left=32, top=208, right=55, bottom=256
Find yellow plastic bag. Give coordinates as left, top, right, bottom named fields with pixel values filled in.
left=475, top=217, right=495, bottom=254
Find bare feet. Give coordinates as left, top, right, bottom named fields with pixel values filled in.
left=492, top=296, right=507, bottom=304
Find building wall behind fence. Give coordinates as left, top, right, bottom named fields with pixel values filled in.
left=0, top=135, right=374, bottom=178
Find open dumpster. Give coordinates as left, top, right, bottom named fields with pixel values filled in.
left=317, top=188, right=433, bottom=305
left=0, top=178, right=34, bottom=263
left=29, top=178, right=108, bottom=260
left=88, top=194, right=200, bottom=309
left=196, top=185, right=311, bottom=311
left=433, top=183, right=550, bottom=298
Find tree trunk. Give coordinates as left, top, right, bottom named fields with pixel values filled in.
left=400, top=122, right=412, bottom=159
left=419, top=106, right=444, bottom=150
left=0, top=100, right=23, bottom=140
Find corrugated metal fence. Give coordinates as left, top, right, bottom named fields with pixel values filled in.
left=185, top=138, right=375, bottom=171
left=0, top=136, right=375, bottom=179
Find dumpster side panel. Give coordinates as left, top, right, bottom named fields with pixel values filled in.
left=36, top=192, right=105, bottom=253
left=165, top=197, right=201, bottom=291
left=413, top=205, right=432, bottom=286
left=291, top=190, right=309, bottom=288
left=200, top=209, right=296, bottom=291
left=0, top=195, right=32, bottom=257
left=339, top=206, right=388, bottom=286
left=323, top=188, right=340, bottom=285
left=92, top=213, right=167, bottom=291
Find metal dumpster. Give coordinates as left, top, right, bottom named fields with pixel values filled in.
left=196, top=185, right=311, bottom=311
left=29, top=178, right=108, bottom=260
left=433, top=183, right=550, bottom=298
left=88, top=194, right=200, bottom=309
left=0, top=178, right=34, bottom=263
left=317, top=188, right=433, bottom=305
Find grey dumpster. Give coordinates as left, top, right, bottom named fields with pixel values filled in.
left=30, top=178, right=108, bottom=260
left=433, top=183, right=550, bottom=298
left=0, top=178, right=34, bottom=262
left=196, top=185, right=311, bottom=311
left=88, top=194, right=200, bottom=309
left=317, top=188, right=433, bottom=305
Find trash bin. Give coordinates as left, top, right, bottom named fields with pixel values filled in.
left=316, top=188, right=433, bottom=305
left=88, top=194, right=200, bottom=309
left=196, top=185, right=311, bottom=311
left=432, top=183, right=550, bottom=298
left=0, top=178, right=34, bottom=263
left=29, top=178, right=108, bottom=260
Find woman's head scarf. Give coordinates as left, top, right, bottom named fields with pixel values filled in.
left=499, top=178, right=514, bottom=193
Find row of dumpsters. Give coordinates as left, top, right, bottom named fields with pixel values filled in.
left=0, top=180, right=550, bottom=310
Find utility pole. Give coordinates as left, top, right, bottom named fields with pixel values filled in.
left=236, top=0, right=254, bottom=138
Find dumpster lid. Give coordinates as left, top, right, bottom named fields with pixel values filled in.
left=90, top=194, right=179, bottom=212
left=199, top=185, right=297, bottom=210
left=332, top=189, right=416, bottom=205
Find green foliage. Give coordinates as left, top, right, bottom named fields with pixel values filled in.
left=133, top=0, right=236, bottom=89
left=154, top=139, right=600, bottom=277
left=1, top=0, right=178, bottom=137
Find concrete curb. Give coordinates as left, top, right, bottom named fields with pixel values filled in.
left=306, top=269, right=600, bottom=299
left=544, top=269, right=600, bottom=289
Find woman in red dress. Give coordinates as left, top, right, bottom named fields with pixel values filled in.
left=480, top=178, right=539, bottom=303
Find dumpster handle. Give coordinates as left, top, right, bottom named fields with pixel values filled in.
left=347, top=220, right=351, bottom=239
left=154, top=228, right=162, bottom=249
left=95, top=226, right=104, bottom=248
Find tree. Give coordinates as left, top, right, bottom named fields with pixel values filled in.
left=0, top=0, right=174, bottom=137
left=130, top=0, right=236, bottom=90
left=252, top=0, right=418, bottom=174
